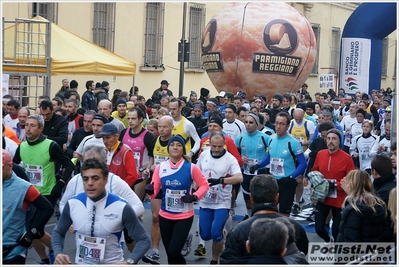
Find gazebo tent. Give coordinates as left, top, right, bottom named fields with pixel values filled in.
left=3, top=16, right=136, bottom=76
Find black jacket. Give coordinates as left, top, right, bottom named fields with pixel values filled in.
left=43, top=113, right=68, bottom=148
left=66, top=127, right=93, bottom=159
left=220, top=204, right=309, bottom=264
left=151, top=88, right=173, bottom=104
left=236, top=255, right=287, bottom=264
left=337, top=200, right=387, bottom=242
left=283, top=243, right=309, bottom=264
left=81, top=90, right=98, bottom=112
left=373, top=173, right=396, bottom=205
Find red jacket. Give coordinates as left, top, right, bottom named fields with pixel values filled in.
left=311, top=149, right=355, bottom=208
left=108, top=142, right=138, bottom=187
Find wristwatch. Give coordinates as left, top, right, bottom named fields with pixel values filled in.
left=126, top=258, right=135, bottom=264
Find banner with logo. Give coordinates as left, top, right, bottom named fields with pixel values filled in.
left=340, top=38, right=371, bottom=94
left=2, top=74, right=9, bottom=96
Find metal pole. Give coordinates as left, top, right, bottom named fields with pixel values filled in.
left=178, top=2, right=187, bottom=97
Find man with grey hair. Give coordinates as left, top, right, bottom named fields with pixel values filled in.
left=13, top=114, right=74, bottom=265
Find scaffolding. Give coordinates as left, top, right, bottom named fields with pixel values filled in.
left=2, top=17, right=51, bottom=110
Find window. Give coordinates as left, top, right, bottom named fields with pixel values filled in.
left=143, top=2, right=165, bottom=68
left=311, top=24, right=320, bottom=74
left=93, top=3, right=116, bottom=52
left=331, top=27, right=341, bottom=74
left=188, top=4, right=205, bottom=70
left=32, top=2, right=58, bottom=23
left=381, top=37, right=388, bottom=77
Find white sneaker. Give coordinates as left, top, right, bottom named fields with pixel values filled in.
left=181, top=233, right=193, bottom=256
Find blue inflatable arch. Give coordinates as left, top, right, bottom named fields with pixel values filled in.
left=339, top=3, right=396, bottom=94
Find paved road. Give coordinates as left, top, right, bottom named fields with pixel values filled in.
left=26, top=190, right=324, bottom=265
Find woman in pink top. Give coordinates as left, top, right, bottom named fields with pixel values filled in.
left=145, top=135, right=209, bottom=264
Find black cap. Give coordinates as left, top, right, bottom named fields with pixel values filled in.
left=225, top=104, right=237, bottom=113
left=209, top=116, right=223, bottom=128
left=95, top=82, right=102, bottom=88
left=296, top=102, right=306, bottom=111
left=200, top=87, right=210, bottom=97
left=161, top=80, right=169, bottom=85
left=102, top=81, right=109, bottom=87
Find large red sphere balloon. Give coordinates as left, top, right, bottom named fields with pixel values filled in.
left=201, top=2, right=317, bottom=101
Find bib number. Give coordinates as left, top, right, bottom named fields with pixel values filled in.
left=76, top=235, right=106, bottom=264
left=154, top=156, right=168, bottom=165
left=326, top=179, right=337, bottom=199
left=243, top=158, right=259, bottom=175
left=270, top=158, right=285, bottom=177
left=25, top=164, right=44, bottom=186
left=204, top=188, right=218, bottom=202
left=165, top=189, right=192, bottom=212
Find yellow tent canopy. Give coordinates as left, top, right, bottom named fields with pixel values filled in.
left=3, top=16, right=136, bottom=76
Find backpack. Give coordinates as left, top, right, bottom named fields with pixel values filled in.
left=307, top=170, right=330, bottom=202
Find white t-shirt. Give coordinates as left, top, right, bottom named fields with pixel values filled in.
left=222, top=119, right=246, bottom=141
left=76, top=134, right=105, bottom=156
left=340, top=115, right=357, bottom=147
left=196, top=149, right=241, bottom=209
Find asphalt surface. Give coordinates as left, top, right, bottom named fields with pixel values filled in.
left=25, top=188, right=325, bottom=265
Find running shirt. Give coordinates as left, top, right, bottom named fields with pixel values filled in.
left=350, top=134, right=377, bottom=170
left=197, top=149, right=241, bottom=209
left=235, top=130, right=270, bottom=173
left=340, top=115, right=357, bottom=147
left=288, top=119, right=315, bottom=150
left=267, top=134, right=303, bottom=179
left=121, top=128, right=155, bottom=179
left=222, top=119, right=246, bottom=141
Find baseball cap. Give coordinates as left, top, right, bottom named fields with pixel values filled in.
left=2, top=149, right=13, bottom=166
left=218, top=91, right=226, bottom=98
left=160, top=80, right=169, bottom=85
left=98, top=123, right=118, bottom=136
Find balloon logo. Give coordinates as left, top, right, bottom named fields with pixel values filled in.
left=201, top=2, right=317, bottom=101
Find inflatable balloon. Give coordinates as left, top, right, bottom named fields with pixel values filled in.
left=201, top=2, right=317, bottom=101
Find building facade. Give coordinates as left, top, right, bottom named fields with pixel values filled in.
left=2, top=2, right=397, bottom=106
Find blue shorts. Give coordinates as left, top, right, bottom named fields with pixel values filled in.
left=198, top=208, right=229, bottom=242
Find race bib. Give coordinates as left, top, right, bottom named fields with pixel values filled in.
left=25, top=164, right=44, bottom=186
left=165, top=189, right=192, bottom=212
left=270, top=158, right=285, bottom=177
left=326, top=179, right=337, bottom=199
left=204, top=188, right=218, bottom=202
left=243, top=158, right=259, bottom=175
left=154, top=156, right=168, bottom=165
left=76, top=234, right=106, bottom=264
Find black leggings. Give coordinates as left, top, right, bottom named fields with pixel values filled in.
left=315, top=201, right=341, bottom=242
left=159, top=215, right=193, bottom=264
